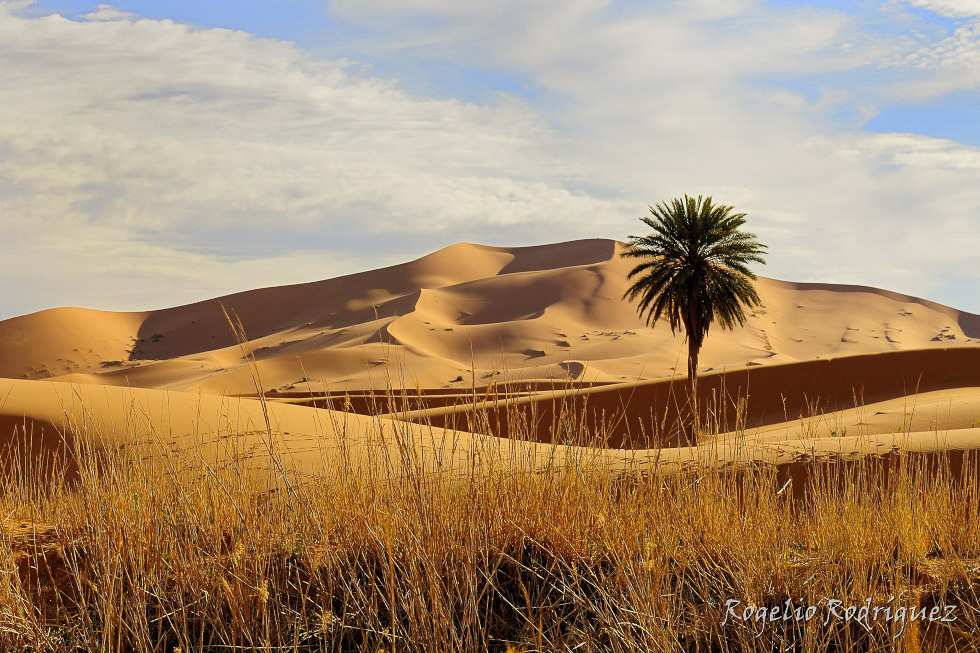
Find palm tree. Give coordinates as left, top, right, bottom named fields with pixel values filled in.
left=622, top=195, right=767, bottom=426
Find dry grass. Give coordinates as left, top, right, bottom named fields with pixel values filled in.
left=2, top=351, right=980, bottom=652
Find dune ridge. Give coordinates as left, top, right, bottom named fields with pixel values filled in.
left=1, top=239, right=977, bottom=397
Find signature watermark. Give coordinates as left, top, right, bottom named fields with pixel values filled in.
left=720, top=597, right=957, bottom=637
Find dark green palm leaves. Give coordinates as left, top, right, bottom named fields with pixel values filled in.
left=622, top=195, right=767, bottom=394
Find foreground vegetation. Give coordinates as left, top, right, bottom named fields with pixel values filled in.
left=2, top=401, right=980, bottom=653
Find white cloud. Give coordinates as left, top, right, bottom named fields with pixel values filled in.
left=328, top=0, right=980, bottom=305
left=881, top=18, right=980, bottom=69
left=0, top=2, right=633, bottom=318
left=0, top=1, right=32, bottom=14
left=880, top=3, right=980, bottom=94
left=904, top=0, right=980, bottom=18
left=873, top=20, right=980, bottom=111
left=81, top=4, right=135, bottom=21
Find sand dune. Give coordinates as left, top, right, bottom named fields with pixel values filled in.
left=0, top=308, right=149, bottom=382
left=2, top=376, right=977, bottom=501
left=0, top=377, right=528, bottom=485
left=1, top=239, right=977, bottom=397
left=1, top=238, right=978, bottom=483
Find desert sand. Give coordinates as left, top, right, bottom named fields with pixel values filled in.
left=1, top=238, right=979, bottom=485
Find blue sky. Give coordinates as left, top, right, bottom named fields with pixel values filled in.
left=1, top=0, right=978, bottom=317
left=28, top=0, right=974, bottom=137
left=865, top=91, right=980, bottom=146
left=26, top=1, right=332, bottom=41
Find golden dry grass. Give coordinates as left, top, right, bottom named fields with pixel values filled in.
left=2, top=392, right=980, bottom=653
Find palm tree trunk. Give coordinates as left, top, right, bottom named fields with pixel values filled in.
left=687, top=335, right=699, bottom=444
left=686, top=299, right=700, bottom=446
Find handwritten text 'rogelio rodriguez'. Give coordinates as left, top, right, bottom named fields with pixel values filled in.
left=720, top=597, right=957, bottom=637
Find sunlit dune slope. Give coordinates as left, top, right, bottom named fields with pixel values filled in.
left=2, top=377, right=979, bottom=499
left=0, top=377, right=512, bottom=483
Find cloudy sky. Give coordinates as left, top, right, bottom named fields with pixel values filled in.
left=1, top=0, right=978, bottom=318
